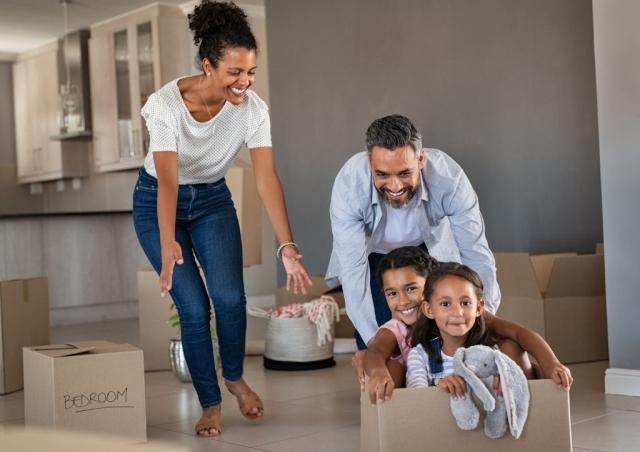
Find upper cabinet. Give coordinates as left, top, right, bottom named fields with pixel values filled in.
left=89, top=4, right=191, bottom=173
left=12, top=43, right=90, bottom=184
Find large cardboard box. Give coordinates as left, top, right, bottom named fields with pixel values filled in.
left=495, top=253, right=608, bottom=363
left=137, top=270, right=179, bottom=371
left=275, top=275, right=355, bottom=339
left=0, top=277, right=49, bottom=394
left=361, top=380, right=571, bottom=452
left=227, top=159, right=262, bottom=267
left=138, top=269, right=219, bottom=371
left=23, top=340, right=146, bottom=443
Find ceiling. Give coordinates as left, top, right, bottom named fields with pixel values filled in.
left=0, top=0, right=264, bottom=55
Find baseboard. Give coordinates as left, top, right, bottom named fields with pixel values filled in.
left=50, top=300, right=138, bottom=326
left=605, top=368, right=640, bottom=397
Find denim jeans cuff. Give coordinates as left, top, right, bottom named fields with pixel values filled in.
left=200, top=399, right=222, bottom=409
left=222, top=371, right=243, bottom=382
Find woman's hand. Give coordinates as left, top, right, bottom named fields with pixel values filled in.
left=160, top=240, right=184, bottom=296
left=367, top=369, right=395, bottom=405
left=280, top=245, right=313, bottom=294
left=544, top=361, right=573, bottom=390
left=437, top=375, right=468, bottom=399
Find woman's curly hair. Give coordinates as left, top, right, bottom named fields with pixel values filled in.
left=188, top=0, right=257, bottom=68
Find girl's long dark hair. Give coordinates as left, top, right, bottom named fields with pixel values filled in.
left=411, top=262, right=496, bottom=361
left=376, top=246, right=439, bottom=286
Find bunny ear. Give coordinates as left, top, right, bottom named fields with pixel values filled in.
left=453, top=347, right=495, bottom=412
left=494, top=350, right=531, bottom=439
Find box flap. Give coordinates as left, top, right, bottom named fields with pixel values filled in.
left=530, top=253, right=577, bottom=295
left=494, top=253, right=541, bottom=298
left=595, top=243, right=604, bottom=255
left=545, top=255, right=605, bottom=298
left=366, top=380, right=571, bottom=452
left=30, top=344, right=95, bottom=358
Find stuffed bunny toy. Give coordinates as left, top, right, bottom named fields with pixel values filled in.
left=449, top=345, right=530, bottom=439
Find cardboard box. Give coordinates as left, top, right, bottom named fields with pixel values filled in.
left=23, top=340, right=146, bottom=443
left=137, top=270, right=179, bottom=371
left=275, top=275, right=355, bottom=339
left=138, top=269, right=220, bottom=371
left=227, top=159, right=262, bottom=267
left=0, top=277, right=49, bottom=394
left=361, top=380, right=571, bottom=452
left=495, top=253, right=608, bottom=363
left=1, top=428, right=184, bottom=452
left=595, top=242, right=604, bottom=255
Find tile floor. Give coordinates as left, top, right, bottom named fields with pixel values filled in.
left=0, top=319, right=638, bottom=451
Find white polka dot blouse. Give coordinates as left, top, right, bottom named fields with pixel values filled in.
left=141, top=77, right=272, bottom=184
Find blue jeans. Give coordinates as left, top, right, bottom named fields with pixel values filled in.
left=133, top=169, right=246, bottom=408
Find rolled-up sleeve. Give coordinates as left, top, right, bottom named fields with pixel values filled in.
left=444, top=170, right=501, bottom=313
left=329, top=173, right=378, bottom=344
left=141, top=93, right=177, bottom=153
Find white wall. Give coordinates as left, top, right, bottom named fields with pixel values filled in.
left=593, top=0, right=640, bottom=395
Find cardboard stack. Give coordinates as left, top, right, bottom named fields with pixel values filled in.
left=361, top=380, right=572, bottom=452
left=137, top=270, right=179, bottom=371
left=23, top=340, right=146, bottom=443
left=226, top=159, right=262, bottom=267
left=495, top=252, right=608, bottom=363
left=0, top=277, right=49, bottom=394
left=138, top=269, right=219, bottom=371
left=275, top=275, right=355, bottom=339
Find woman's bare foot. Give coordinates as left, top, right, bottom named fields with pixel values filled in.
left=225, top=378, right=264, bottom=420
left=195, top=404, right=222, bottom=437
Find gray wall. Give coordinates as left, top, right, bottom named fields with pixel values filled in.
left=593, top=0, right=640, bottom=370
left=266, top=0, right=602, bottom=277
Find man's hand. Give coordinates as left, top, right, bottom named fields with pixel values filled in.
left=367, top=370, right=395, bottom=405
left=437, top=375, right=467, bottom=399
left=351, top=350, right=365, bottom=388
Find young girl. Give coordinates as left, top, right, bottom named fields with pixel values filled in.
left=406, top=262, right=573, bottom=398
left=364, top=247, right=572, bottom=404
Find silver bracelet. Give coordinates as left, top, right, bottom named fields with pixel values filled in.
left=276, top=242, right=299, bottom=260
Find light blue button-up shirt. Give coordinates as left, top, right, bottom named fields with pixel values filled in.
left=326, top=149, right=500, bottom=344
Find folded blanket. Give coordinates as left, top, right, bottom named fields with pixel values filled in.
left=270, top=296, right=340, bottom=346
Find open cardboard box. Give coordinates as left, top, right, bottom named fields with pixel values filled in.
left=0, top=277, right=49, bottom=394
left=494, top=252, right=608, bottom=363
left=23, top=340, right=146, bottom=443
left=275, top=275, right=355, bottom=339
left=361, top=379, right=571, bottom=452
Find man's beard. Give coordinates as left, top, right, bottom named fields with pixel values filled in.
left=377, top=183, right=419, bottom=208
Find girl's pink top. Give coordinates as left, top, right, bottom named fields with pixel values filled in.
left=380, top=318, right=411, bottom=366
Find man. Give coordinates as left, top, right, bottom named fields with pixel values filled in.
left=325, top=114, right=500, bottom=381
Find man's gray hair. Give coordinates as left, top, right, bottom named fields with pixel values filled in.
left=365, top=114, right=422, bottom=154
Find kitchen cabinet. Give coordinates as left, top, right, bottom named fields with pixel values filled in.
left=89, top=4, right=191, bottom=172
left=12, top=42, right=90, bottom=184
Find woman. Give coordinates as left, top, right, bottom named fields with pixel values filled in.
left=132, top=0, right=312, bottom=437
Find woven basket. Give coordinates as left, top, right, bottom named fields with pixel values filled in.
left=247, top=306, right=336, bottom=370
